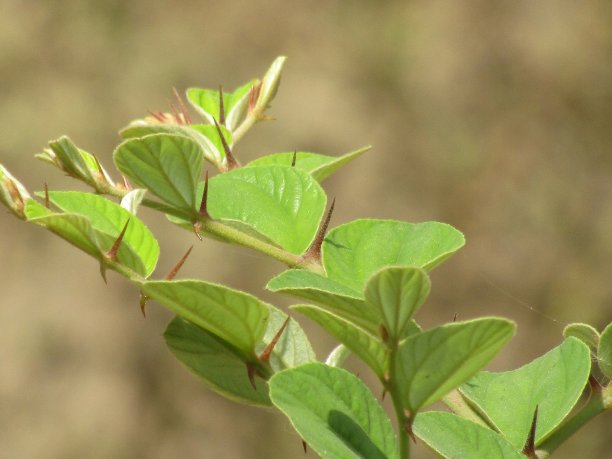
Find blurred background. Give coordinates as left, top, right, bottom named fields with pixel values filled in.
left=1, top=0, right=610, bottom=458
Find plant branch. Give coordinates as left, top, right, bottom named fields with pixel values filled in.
left=387, top=345, right=410, bottom=459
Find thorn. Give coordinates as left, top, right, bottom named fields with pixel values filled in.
left=165, top=246, right=193, bottom=280
left=522, top=405, right=539, bottom=458
left=99, top=262, right=108, bottom=284
left=139, top=292, right=149, bottom=317
left=193, top=222, right=203, bottom=241
left=381, top=388, right=387, bottom=401
left=259, top=317, right=291, bottom=364
left=379, top=324, right=389, bottom=343
left=291, top=150, right=297, bottom=167
left=302, top=198, right=335, bottom=262
left=248, top=81, right=262, bottom=113
left=122, top=176, right=133, bottom=191
left=169, top=101, right=182, bottom=125
left=453, top=312, right=458, bottom=322
left=199, top=171, right=209, bottom=217
left=147, top=110, right=167, bottom=123
left=173, top=87, right=192, bottom=125
left=246, top=363, right=257, bottom=390
left=301, top=440, right=308, bottom=454
left=106, top=219, right=130, bottom=261
left=404, top=416, right=417, bottom=444
left=218, top=85, right=225, bottom=125
left=213, top=118, right=239, bottom=169
left=44, top=182, right=49, bottom=209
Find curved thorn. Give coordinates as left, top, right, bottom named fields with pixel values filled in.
left=302, top=198, right=335, bottom=262
left=139, top=292, right=149, bottom=317
left=107, top=219, right=130, bottom=261
left=246, top=363, right=257, bottom=390
left=301, top=440, right=308, bottom=454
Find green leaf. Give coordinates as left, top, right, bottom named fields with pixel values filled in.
left=0, top=164, right=31, bottom=218
left=253, top=56, right=286, bottom=115
left=364, top=267, right=431, bottom=342
left=460, top=337, right=591, bottom=448
left=47, top=136, right=94, bottom=183
left=396, top=318, right=515, bottom=412
left=120, top=123, right=232, bottom=169
left=413, top=412, right=524, bottom=459
left=598, top=323, right=612, bottom=377
left=267, top=269, right=380, bottom=334
left=256, top=306, right=317, bottom=372
left=563, top=322, right=600, bottom=352
left=46, top=191, right=159, bottom=277
left=186, top=80, right=255, bottom=131
left=269, top=363, right=399, bottom=459
left=142, top=280, right=269, bottom=360
left=114, top=134, right=203, bottom=214
left=164, top=316, right=271, bottom=406
left=293, top=305, right=388, bottom=378
left=246, top=146, right=370, bottom=182
left=323, top=219, right=465, bottom=292
left=207, top=165, right=326, bottom=254
left=24, top=198, right=151, bottom=278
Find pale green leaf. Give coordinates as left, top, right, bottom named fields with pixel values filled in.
left=323, top=219, right=465, bottom=292
left=364, top=266, right=431, bottom=342
left=460, top=337, right=591, bottom=448
left=142, top=280, right=269, bottom=359
left=269, top=363, right=399, bottom=459
left=207, top=165, right=326, bottom=254
left=246, top=146, right=370, bottom=182
left=114, top=134, right=203, bottom=214
left=413, top=412, right=524, bottom=459
left=396, top=318, right=515, bottom=411
left=598, top=323, right=612, bottom=377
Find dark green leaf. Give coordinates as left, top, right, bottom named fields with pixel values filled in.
left=164, top=316, right=271, bottom=406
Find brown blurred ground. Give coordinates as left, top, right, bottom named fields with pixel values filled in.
left=1, top=1, right=610, bottom=458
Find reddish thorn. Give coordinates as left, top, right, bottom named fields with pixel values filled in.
left=173, top=87, right=192, bottom=125
left=259, top=317, right=291, bottom=364
left=404, top=415, right=417, bottom=444
left=165, top=246, right=193, bottom=281
left=302, top=198, right=335, bottom=262
left=291, top=150, right=297, bottom=167
left=213, top=118, right=239, bottom=169
left=199, top=171, right=209, bottom=217
left=453, top=312, right=458, bottom=322
left=218, top=85, right=225, bottom=125
left=107, top=219, right=130, bottom=261
left=121, top=176, right=132, bottom=191
left=522, top=406, right=539, bottom=458
left=169, top=101, right=182, bottom=125
left=301, top=440, right=308, bottom=454
left=147, top=110, right=167, bottom=123
left=246, top=363, right=257, bottom=390
left=139, top=292, right=149, bottom=317
left=44, top=182, right=50, bottom=209
left=379, top=324, right=389, bottom=343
